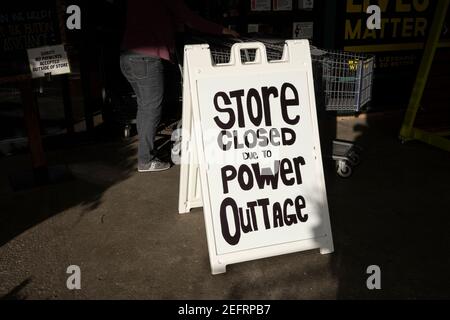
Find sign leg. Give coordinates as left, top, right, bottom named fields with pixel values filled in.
left=320, top=240, right=335, bottom=255
left=211, top=263, right=227, bottom=275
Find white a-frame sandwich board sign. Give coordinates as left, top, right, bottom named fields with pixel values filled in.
left=179, top=40, right=334, bottom=275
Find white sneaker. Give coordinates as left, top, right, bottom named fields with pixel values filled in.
left=138, top=158, right=171, bottom=172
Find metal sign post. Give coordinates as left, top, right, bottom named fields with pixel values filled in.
left=399, top=0, right=450, bottom=151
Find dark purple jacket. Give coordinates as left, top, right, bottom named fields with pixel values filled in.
left=122, top=0, right=223, bottom=61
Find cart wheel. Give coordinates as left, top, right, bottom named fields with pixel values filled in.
left=336, top=160, right=353, bottom=178
left=124, top=126, right=131, bottom=138
left=348, top=152, right=361, bottom=166
left=171, top=141, right=181, bottom=165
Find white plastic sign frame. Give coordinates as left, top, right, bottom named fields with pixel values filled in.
left=178, top=48, right=203, bottom=214
left=27, top=44, right=71, bottom=79
left=180, top=40, right=333, bottom=275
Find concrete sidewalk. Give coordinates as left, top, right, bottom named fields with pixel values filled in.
left=1, top=114, right=449, bottom=299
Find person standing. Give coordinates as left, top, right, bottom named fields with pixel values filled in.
left=120, top=0, right=238, bottom=172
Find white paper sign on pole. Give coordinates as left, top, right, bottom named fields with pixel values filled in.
left=273, top=0, right=293, bottom=11
left=248, top=24, right=260, bottom=33
left=27, top=45, right=71, bottom=79
left=180, top=40, right=333, bottom=275
left=251, top=0, right=271, bottom=11
left=293, top=22, right=314, bottom=39
left=298, top=0, right=314, bottom=10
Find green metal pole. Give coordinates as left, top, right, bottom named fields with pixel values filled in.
left=399, top=0, right=450, bottom=139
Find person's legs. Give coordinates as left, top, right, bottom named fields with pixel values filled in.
left=120, top=52, right=170, bottom=171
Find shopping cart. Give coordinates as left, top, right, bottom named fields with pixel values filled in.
left=307, top=46, right=374, bottom=178
left=313, top=49, right=375, bottom=113
left=311, top=47, right=375, bottom=178
left=176, top=36, right=375, bottom=177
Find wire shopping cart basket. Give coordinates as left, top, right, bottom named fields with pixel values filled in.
left=207, top=37, right=375, bottom=113
left=239, top=38, right=375, bottom=112
left=316, top=50, right=375, bottom=112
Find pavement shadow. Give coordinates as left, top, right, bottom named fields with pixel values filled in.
left=1, top=278, right=32, bottom=300
left=0, top=138, right=137, bottom=248
left=328, top=113, right=450, bottom=299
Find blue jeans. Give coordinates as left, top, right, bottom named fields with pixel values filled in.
left=120, top=52, right=164, bottom=164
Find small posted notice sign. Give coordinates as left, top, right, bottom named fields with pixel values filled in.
left=273, top=0, right=293, bottom=11
left=293, top=22, right=314, bottom=39
left=27, top=45, right=71, bottom=78
left=251, top=0, right=271, bottom=11
left=181, top=41, right=334, bottom=275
